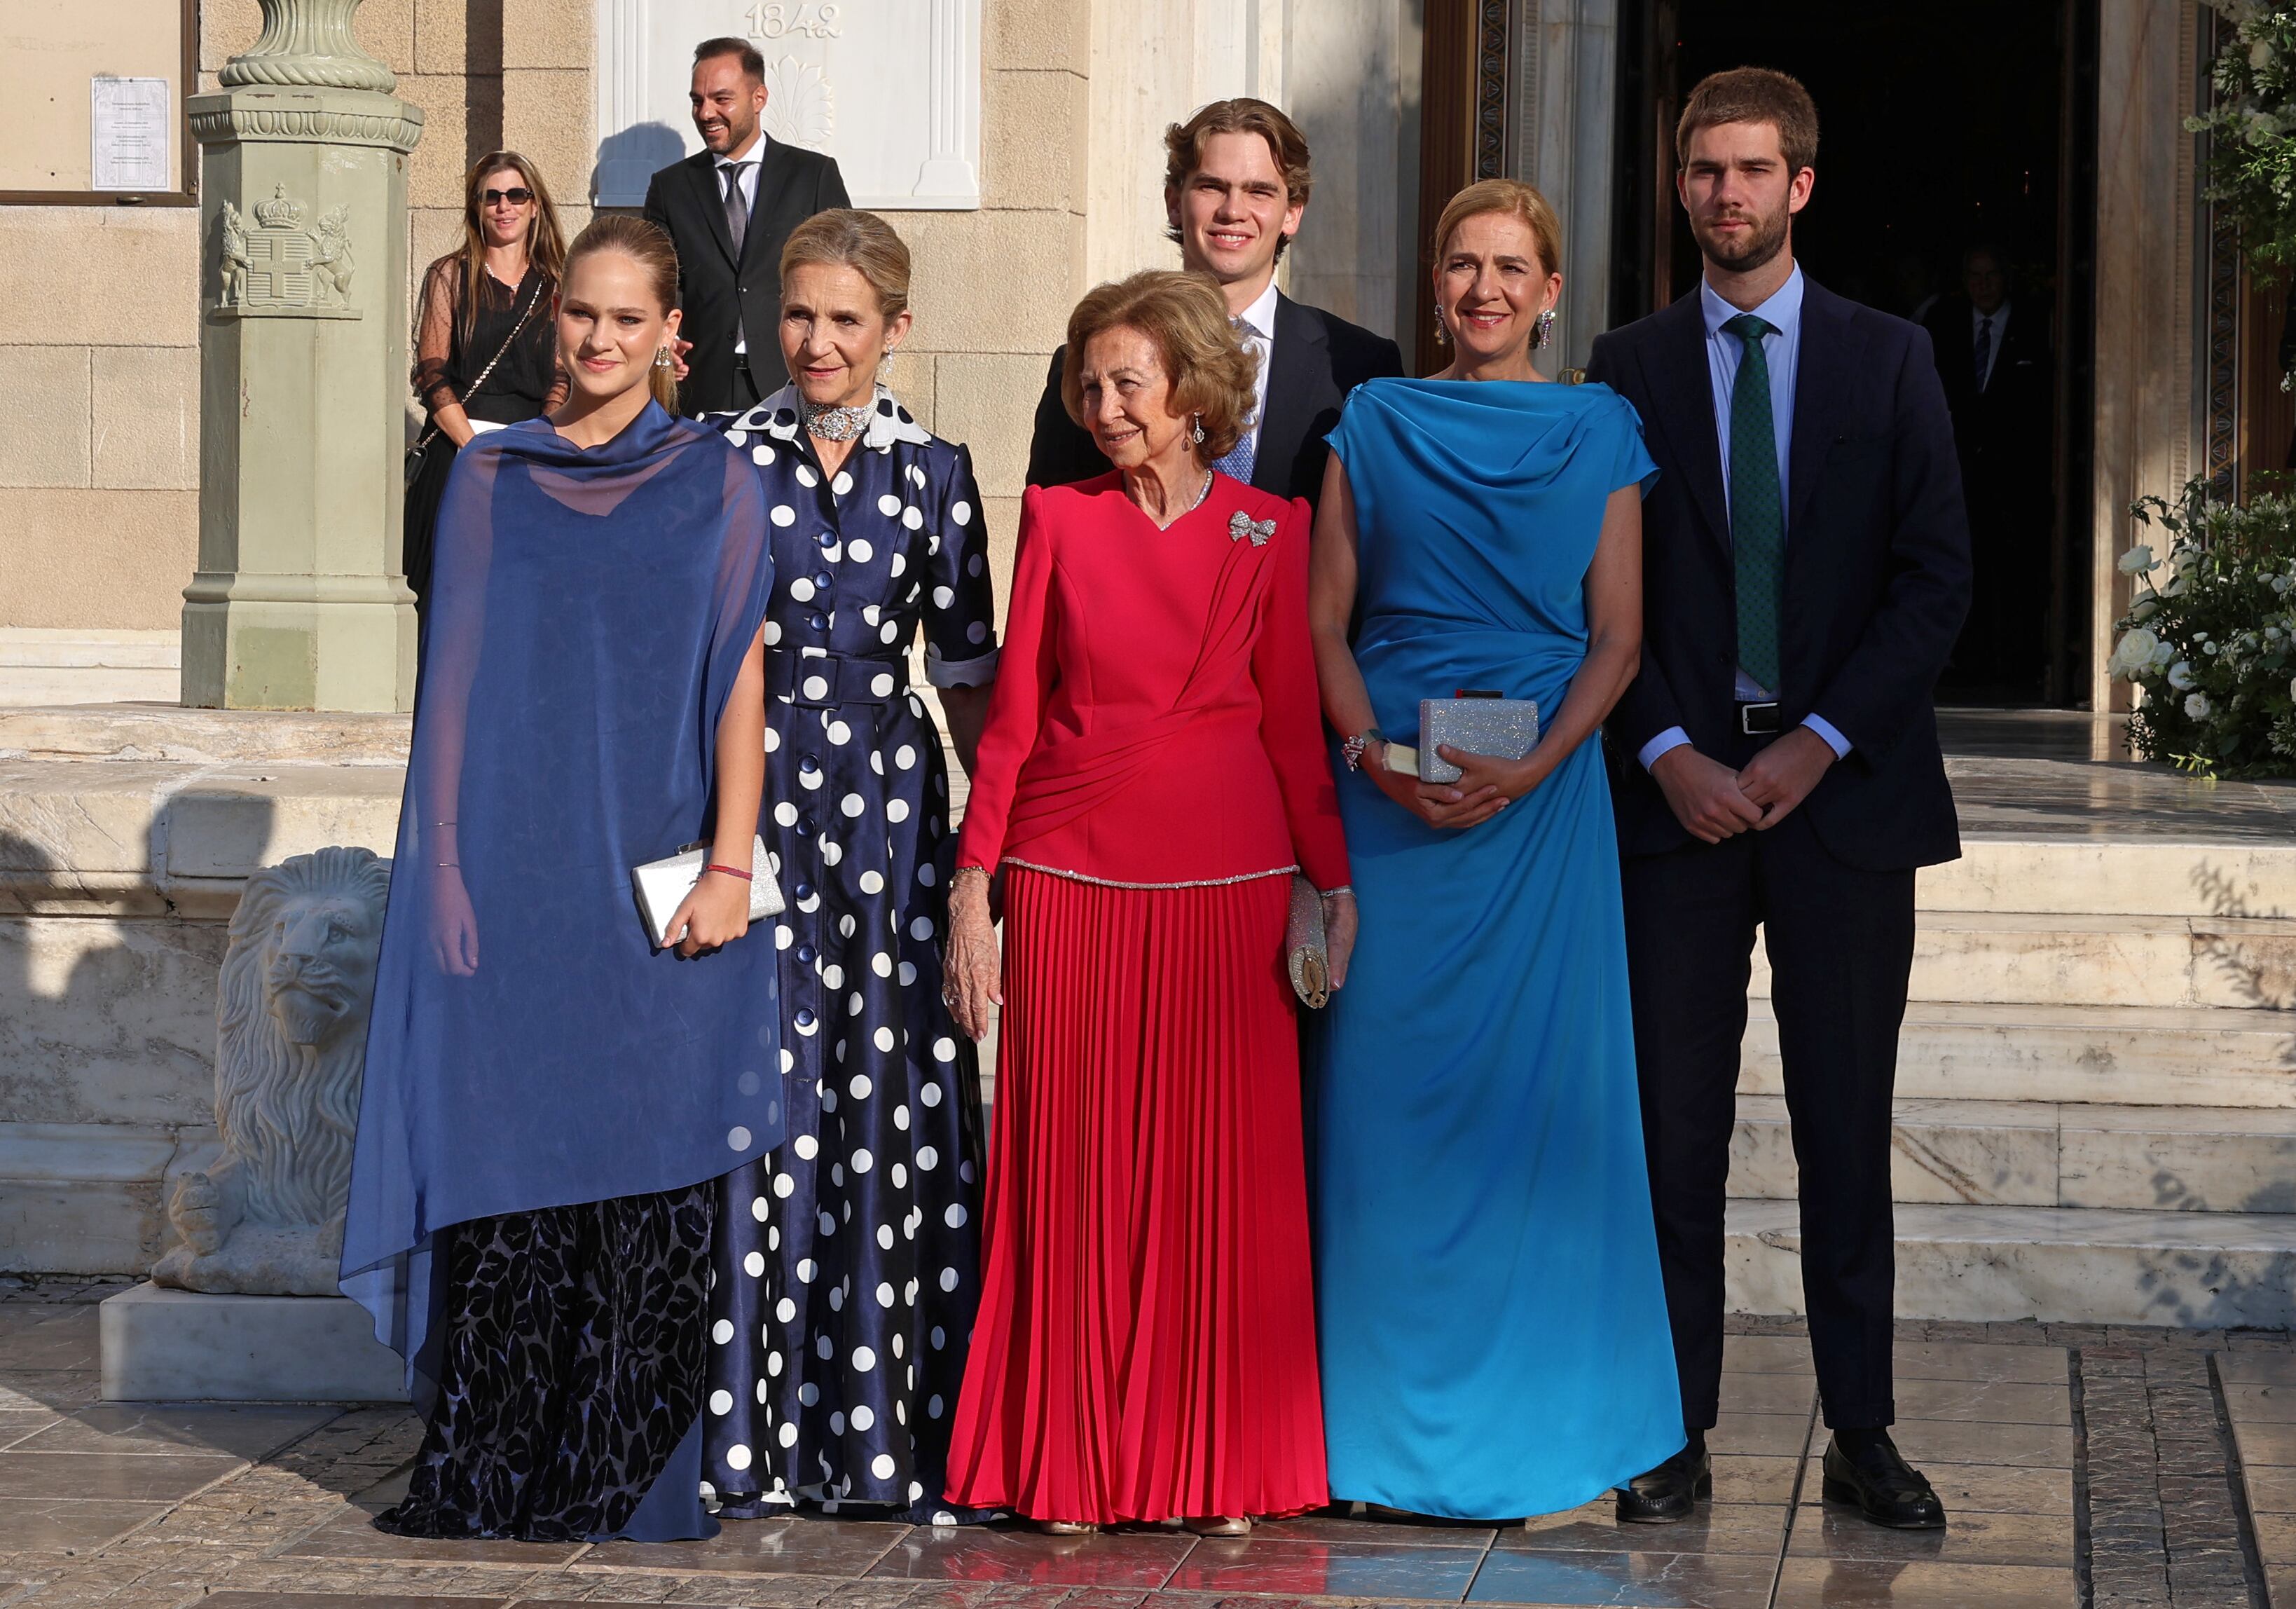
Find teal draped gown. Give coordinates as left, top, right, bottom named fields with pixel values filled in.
left=1313, top=378, right=1684, bottom=1519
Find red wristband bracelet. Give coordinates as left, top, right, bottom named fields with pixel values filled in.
left=704, top=863, right=753, bottom=882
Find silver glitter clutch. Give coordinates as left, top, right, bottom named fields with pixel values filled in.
left=1286, top=875, right=1329, bottom=1010
left=1415, top=697, right=1540, bottom=783
left=631, top=835, right=784, bottom=949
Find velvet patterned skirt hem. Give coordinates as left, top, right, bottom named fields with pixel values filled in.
left=942, top=869, right=1328, bottom=1527
left=376, top=1185, right=715, bottom=1543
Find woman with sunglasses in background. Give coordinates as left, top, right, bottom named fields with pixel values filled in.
left=404, top=151, right=568, bottom=615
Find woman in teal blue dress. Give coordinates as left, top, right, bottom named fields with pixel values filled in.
left=1307, top=179, right=1683, bottom=1519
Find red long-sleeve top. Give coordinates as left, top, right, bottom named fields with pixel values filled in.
left=954, top=474, right=1350, bottom=893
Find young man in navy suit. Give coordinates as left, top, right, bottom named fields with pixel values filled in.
left=1587, top=69, right=1972, bottom=1532
left=1024, top=98, right=1402, bottom=510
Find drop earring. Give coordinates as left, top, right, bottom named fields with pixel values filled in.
left=1533, top=308, right=1557, bottom=350
left=1433, top=309, right=1450, bottom=347
left=652, top=346, right=675, bottom=371
left=1191, top=413, right=1207, bottom=446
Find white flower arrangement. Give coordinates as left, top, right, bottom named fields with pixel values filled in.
left=2115, top=478, right=2296, bottom=775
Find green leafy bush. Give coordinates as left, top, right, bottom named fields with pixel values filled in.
left=2192, top=2, right=2296, bottom=285
left=2110, top=478, right=2296, bottom=776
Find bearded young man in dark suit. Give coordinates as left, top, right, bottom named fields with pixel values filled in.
left=1024, top=98, right=1402, bottom=509
left=642, top=37, right=849, bottom=413
left=1586, top=68, right=1971, bottom=1533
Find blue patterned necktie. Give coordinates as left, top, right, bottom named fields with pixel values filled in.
left=1211, top=432, right=1257, bottom=484
left=1973, top=314, right=1994, bottom=393
left=1211, top=315, right=1260, bottom=484
left=1724, top=313, right=1784, bottom=693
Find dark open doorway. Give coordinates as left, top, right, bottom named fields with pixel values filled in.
left=1610, top=0, right=2098, bottom=706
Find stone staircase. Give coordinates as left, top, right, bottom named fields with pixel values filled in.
left=1726, top=832, right=2296, bottom=1329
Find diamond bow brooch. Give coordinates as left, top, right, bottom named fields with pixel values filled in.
left=1229, top=511, right=1277, bottom=547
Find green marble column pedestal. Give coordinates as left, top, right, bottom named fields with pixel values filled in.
left=181, top=0, right=424, bottom=712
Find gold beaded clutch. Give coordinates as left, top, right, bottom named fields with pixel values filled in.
left=1286, top=874, right=1330, bottom=1010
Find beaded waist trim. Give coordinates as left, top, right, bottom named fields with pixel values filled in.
left=1002, top=858, right=1298, bottom=892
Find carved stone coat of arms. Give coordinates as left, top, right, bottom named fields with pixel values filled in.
left=215, top=184, right=359, bottom=317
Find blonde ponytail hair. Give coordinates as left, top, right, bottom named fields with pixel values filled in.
left=563, top=213, right=685, bottom=411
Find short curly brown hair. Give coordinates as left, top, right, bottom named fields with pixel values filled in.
left=1163, top=98, right=1314, bottom=263
left=1675, top=67, right=1819, bottom=176
left=1061, top=270, right=1258, bottom=465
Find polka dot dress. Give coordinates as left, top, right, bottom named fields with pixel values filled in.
left=699, top=388, right=996, bottom=1520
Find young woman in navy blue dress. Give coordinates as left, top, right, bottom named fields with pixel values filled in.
left=698, top=210, right=998, bottom=1519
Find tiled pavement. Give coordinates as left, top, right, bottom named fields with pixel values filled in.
left=2223, top=1349, right=2296, bottom=1609
left=0, top=1288, right=2288, bottom=1609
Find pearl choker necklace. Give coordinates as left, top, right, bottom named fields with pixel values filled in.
left=802, top=400, right=872, bottom=441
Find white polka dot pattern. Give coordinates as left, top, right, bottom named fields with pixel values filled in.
left=696, top=409, right=992, bottom=1519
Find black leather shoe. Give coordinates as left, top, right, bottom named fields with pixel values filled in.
left=1614, top=1436, right=1710, bottom=1524
left=1822, top=1433, right=1946, bottom=1530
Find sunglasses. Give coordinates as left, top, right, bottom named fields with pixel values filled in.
left=481, top=187, right=535, bottom=206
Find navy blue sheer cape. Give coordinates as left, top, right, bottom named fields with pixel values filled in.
left=345, top=402, right=783, bottom=1404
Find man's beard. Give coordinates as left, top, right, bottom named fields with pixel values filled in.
left=1696, top=205, right=1790, bottom=273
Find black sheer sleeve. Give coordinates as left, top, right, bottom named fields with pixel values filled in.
left=412, top=258, right=464, bottom=416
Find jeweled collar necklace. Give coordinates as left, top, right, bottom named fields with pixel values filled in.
left=736, top=383, right=935, bottom=453
left=800, top=398, right=872, bottom=441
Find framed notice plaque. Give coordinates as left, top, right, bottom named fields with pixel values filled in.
left=0, top=0, right=195, bottom=205
left=593, top=0, right=982, bottom=210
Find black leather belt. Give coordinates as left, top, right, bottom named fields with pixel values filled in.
left=1738, top=700, right=1782, bottom=736
left=767, top=652, right=905, bottom=709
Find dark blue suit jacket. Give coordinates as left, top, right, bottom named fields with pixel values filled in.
left=1588, top=277, right=1972, bottom=872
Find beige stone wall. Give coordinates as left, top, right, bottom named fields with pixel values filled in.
left=0, top=0, right=516, bottom=634
left=0, top=196, right=201, bottom=629
left=883, top=0, right=1090, bottom=615
left=0, top=0, right=1085, bottom=637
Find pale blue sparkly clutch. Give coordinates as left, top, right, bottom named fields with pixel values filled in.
left=1395, top=696, right=1540, bottom=783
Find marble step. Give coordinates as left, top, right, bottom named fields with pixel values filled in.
left=1738, top=1000, right=2296, bottom=1109
left=1927, top=835, right=2296, bottom=919
left=1724, top=1198, right=2296, bottom=1327
left=0, top=632, right=181, bottom=708
left=1747, top=911, right=2296, bottom=1011
left=1730, top=1095, right=2296, bottom=1212
left=0, top=629, right=179, bottom=669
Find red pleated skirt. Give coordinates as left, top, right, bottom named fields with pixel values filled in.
left=942, top=867, right=1328, bottom=1524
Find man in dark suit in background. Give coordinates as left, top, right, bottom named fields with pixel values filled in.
left=1025, top=98, right=1402, bottom=509
left=1923, top=243, right=2054, bottom=695
left=1587, top=68, right=1970, bottom=1533
left=643, top=37, right=849, bottom=413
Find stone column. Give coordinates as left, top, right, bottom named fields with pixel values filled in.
left=1508, top=0, right=1620, bottom=377
left=181, top=0, right=423, bottom=712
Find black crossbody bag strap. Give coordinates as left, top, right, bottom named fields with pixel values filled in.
left=408, top=272, right=549, bottom=471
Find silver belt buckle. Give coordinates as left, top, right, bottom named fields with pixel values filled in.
left=1739, top=701, right=1781, bottom=737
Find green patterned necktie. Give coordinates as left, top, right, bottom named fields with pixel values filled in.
left=1724, top=313, right=1783, bottom=692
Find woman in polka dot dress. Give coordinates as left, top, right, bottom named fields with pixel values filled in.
left=698, top=212, right=997, bottom=1519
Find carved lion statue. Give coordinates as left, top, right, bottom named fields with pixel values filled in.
left=153, top=846, right=391, bottom=1296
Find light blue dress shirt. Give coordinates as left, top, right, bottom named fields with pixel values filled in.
left=1639, top=263, right=1853, bottom=770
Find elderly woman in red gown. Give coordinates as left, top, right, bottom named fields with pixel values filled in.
left=940, top=268, right=1354, bottom=1536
